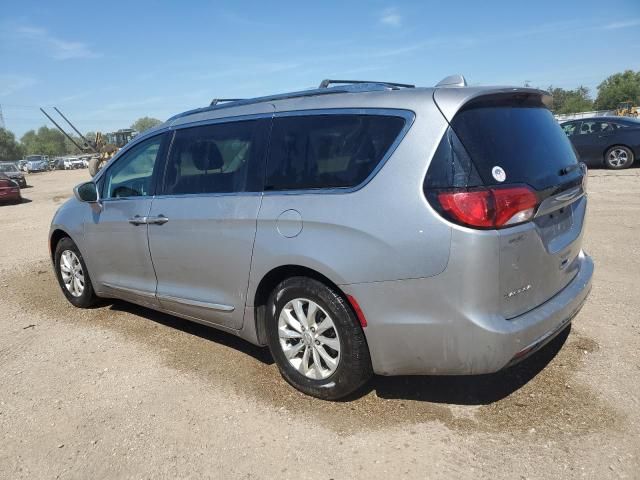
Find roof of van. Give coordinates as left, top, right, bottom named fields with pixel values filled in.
left=160, top=78, right=549, bottom=129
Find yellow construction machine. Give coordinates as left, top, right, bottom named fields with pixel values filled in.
left=615, top=101, right=639, bottom=118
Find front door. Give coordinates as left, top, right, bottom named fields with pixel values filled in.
left=147, top=118, right=269, bottom=329
left=84, top=133, right=167, bottom=306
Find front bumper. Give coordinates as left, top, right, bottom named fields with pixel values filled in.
left=342, top=251, right=594, bottom=376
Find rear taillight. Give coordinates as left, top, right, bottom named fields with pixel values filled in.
left=434, top=185, right=538, bottom=229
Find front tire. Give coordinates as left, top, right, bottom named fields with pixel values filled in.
left=54, top=237, right=99, bottom=308
left=604, top=145, right=634, bottom=169
left=266, top=277, right=372, bottom=400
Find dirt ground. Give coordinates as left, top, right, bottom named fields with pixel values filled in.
left=0, top=168, right=638, bottom=479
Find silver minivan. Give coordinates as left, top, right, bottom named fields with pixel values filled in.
left=50, top=77, right=593, bottom=399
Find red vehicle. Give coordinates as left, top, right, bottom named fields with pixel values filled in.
left=0, top=174, right=21, bottom=204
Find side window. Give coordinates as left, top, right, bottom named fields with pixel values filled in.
left=162, top=120, right=262, bottom=195
left=579, top=121, right=612, bottom=135
left=265, top=114, right=406, bottom=190
left=599, top=122, right=614, bottom=133
left=561, top=122, right=578, bottom=137
left=579, top=121, right=594, bottom=134
left=103, top=135, right=163, bottom=199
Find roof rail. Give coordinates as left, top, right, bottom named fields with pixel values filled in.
left=169, top=88, right=349, bottom=122
left=319, top=79, right=415, bottom=89
left=210, top=98, right=244, bottom=106
left=168, top=80, right=416, bottom=123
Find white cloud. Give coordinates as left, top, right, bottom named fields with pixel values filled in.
left=379, top=8, right=402, bottom=27
left=15, top=26, right=100, bottom=60
left=0, top=74, right=37, bottom=96
left=602, top=19, right=640, bottom=30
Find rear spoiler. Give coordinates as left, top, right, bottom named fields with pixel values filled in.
left=433, top=87, right=552, bottom=122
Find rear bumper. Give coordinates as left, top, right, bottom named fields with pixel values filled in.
left=342, top=250, right=594, bottom=376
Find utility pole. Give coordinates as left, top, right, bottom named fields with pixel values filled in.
left=0, top=104, right=5, bottom=130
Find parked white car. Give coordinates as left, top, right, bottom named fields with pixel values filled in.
left=70, top=158, right=86, bottom=169
left=25, top=159, right=49, bottom=173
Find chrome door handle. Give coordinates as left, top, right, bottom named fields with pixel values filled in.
left=128, top=215, right=148, bottom=225
left=147, top=215, right=169, bottom=225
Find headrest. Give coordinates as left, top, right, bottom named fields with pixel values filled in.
left=190, top=141, right=223, bottom=171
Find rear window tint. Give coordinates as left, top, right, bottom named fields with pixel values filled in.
left=445, top=102, right=580, bottom=190
left=265, top=114, right=405, bottom=190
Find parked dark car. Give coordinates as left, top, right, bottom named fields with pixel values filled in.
left=0, top=174, right=21, bottom=204
left=560, top=117, right=640, bottom=169
left=0, top=162, right=27, bottom=188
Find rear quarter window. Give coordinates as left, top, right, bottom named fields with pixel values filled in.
left=265, top=114, right=406, bottom=190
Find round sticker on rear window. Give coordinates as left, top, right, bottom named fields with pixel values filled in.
left=492, top=166, right=506, bottom=182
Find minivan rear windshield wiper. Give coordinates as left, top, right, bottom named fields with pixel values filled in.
left=559, top=163, right=581, bottom=176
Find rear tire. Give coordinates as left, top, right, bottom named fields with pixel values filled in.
left=604, top=145, right=634, bottom=169
left=54, top=237, right=99, bottom=308
left=266, top=277, right=372, bottom=400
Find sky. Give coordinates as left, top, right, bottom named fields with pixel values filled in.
left=1, top=0, right=639, bottom=138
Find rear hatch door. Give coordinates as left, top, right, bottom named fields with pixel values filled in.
left=433, top=89, right=587, bottom=318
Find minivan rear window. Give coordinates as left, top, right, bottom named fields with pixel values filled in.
left=427, top=96, right=581, bottom=191
left=265, top=114, right=405, bottom=190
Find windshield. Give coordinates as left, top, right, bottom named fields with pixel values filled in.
left=0, top=164, right=19, bottom=173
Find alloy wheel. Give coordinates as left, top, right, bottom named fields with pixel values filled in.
left=608, top=148, right=629, bottom=167
left=60, top=250, right=85, bottom=297
left=278, top=298, right=341, bottom=380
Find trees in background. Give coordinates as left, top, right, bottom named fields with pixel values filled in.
left=547, top=86, right=594, bottom=114
left=0, top=128, right=24, bottom=161
left=594, top=70, right=640, bottom=110
left=131, top=117, right=162, bottom=133
left=547, top=69, right=640, bottom=114
left=20, top=126, right=70, bottom=157
left=2, top=120, right=163, bottom=161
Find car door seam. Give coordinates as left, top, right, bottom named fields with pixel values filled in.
left=242, top=110, right=274, bottom=313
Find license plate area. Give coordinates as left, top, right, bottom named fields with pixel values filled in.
left=535, top=205, right=577, bottom=254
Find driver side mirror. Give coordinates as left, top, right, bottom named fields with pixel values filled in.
left=74, top=181, right=99, bottom=203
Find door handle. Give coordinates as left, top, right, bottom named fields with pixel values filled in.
left=128, top=215, right=148, bottom=225
left=147, top=215, right=169, bottom=225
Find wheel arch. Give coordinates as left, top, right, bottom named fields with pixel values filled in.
left=49, top=227, right=87, bottom=265
left=49, top=228, right=72, bottom=261
left=252, top=264, right=350, bottom=345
